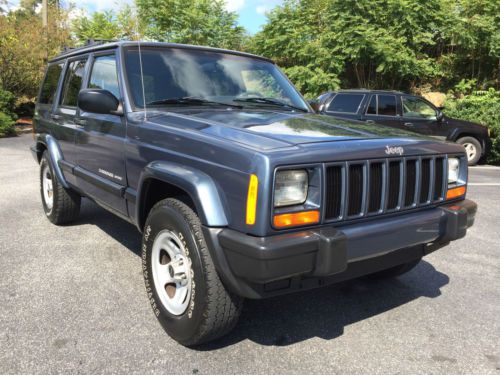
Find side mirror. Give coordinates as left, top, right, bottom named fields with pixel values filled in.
left=308, top=99, right=320, bottom=113
left=436, top=110, right=444, bottom=122
left=78, top=89, right=122, bottom=115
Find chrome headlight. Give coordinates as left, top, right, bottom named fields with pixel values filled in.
left=448, top=157, right=460, bottom=184
left=274, top=170, right=308, bottom=207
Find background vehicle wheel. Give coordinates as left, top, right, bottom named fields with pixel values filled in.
left=366, top=258, right=421, bottom=279
left=40, top=151, right=81, bottom=225
left=142, top=198, right=243, bottom=346
left=456, top=136, right=482, bottom=166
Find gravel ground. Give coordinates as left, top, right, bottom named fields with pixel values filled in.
left=0, top=134, right=499, bottom=375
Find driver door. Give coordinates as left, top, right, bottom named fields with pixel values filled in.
left=400, top=95, right=447, bottom=139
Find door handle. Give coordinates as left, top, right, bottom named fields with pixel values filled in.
left=366, top=120, right=375, bottom=124
left=404, top=122, right=414, bottom=127
left=50, top=114, right=62, bottom=120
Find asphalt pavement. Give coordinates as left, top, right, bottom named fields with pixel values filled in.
left=0, top=134, right=499, bottom=374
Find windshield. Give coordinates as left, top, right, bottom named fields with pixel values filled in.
left=123, top=47, right=309, bottom=112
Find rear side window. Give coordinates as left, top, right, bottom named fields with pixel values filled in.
left=88, top=55, right=120, bottom=99
left=327, top=93, right=365, bottom=113
left=39, top=63, right=63, bottom=104
left=60, top=59, right=87, bottom=107
left=366, top=95, right=397, bottom=116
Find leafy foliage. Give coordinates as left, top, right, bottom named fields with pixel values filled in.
left=250, top=0, right=499, bottom=98
left=136, top=0, right=245, bottom=49
left=444, top=89, right=500, bottom=163
left=0, top=5, right=71, bottom=97
left=0, top=111, right=16, bottom=137
left=72, top=6, right=141, bottom=44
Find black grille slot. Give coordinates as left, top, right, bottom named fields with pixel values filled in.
left=325, top=166, right=343, bottom=219
left=404, top=159, right=417, bottom=206
left=433, top=158, right=444, bottom=200
left=368, top=162, right=383, bottom=213
left=347, top=164, right=364, bottom=216
left=387, top=161, right=401, bottom=210
left=420, top=159, right=431, bottom=203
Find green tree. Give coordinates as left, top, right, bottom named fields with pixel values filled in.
left=250, top=0, right=499, bottom=97
left=71, top=5, right=141, bottom=44
left=136, top=0, right=245, bottom=49
left=0, top=5, right=71, bottom=97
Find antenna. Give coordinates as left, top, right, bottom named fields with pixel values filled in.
left=134, top=10, right=147, bottom=121
left=138, top=40, right=147, bottom=121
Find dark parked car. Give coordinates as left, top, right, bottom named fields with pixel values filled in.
left=32, top=41, right=476, bottom=346
left=314, top=90, right=491, bottom=165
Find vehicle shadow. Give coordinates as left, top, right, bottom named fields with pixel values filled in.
left=201, top=261, right=449, bottom=349
left=76, top=199, right=449, bottom=349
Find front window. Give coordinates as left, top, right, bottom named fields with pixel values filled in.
left=402, top=96, right=437, bottom=119
left=123, top=47, right=309, bottom=112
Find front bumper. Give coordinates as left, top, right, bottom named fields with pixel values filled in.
left=204, top=199, right=477, bottom=299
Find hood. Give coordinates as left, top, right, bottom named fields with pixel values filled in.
left=142, top=108, right=429, bottom=151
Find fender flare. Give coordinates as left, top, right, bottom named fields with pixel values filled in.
left=38, top=135, right=70, bottom=189
left=136, top=161, right=229, bottom=228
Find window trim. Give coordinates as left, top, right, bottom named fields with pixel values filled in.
left=401, top=95, right=438, bottom=120
left=37, top=62, right=65, bottom=107
left=85, top=50, right=123, bottom=102
left=325, top=93, right=366, bottom=114
left=58, top=56, right=89, bottom=110
left=365, top=94, right=399, bottom=118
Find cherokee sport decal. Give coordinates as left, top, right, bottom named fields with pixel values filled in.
left=98, top=168, right=123, bottom=182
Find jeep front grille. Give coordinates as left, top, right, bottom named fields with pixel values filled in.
left=324, top=156, right=447, bottom=222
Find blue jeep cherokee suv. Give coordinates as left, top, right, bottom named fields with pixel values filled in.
left=32, top=41, right=477, bottom=346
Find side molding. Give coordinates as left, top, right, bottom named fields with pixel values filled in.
left=138, top=161, right=229, bottom=227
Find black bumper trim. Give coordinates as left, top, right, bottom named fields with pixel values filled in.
left=204, top=199, right=477, bottom=299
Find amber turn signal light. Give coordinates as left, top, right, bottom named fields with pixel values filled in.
left=246, top=174, right=258, bottom=225
left=273, top=210, right=320, bottom=228
left=446, top=185, right=466, bottom=200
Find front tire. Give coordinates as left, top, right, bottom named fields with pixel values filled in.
left=456, top=136, right=482, bottom=166
left=142, top=198, right=243, bottom=346
left=40, top=151, right=81, bottom=225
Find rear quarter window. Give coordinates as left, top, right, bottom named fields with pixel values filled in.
left=39, top=63, right=64, bottom=105
left=327, top=93, right=365, bottom=113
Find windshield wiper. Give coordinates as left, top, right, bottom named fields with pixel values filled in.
left=147, top=96, right=242, bottom=108
left=233, top=97, right=308, bottom=112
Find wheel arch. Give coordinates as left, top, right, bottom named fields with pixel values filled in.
left=453, top=132, right=485, bottom=155
left=136, top=162, right=229, bottom=231
left=35, top=135, right=70, bottom=188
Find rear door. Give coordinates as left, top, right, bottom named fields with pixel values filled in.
left=400, top=95, right=447, bottom=139
left=51, top=57, right=89, bottom=185
left=324, top=92, right=366, bottom=121
left=362, top=94, right=402, bottom=129
left=75, top=51, right=128, bottom=215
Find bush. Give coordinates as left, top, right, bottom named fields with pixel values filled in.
left=444, top=88, right=500, bottom=164
left=0, top=111, right=16, bottom=137
left=0, top=88, right=17, bottom=118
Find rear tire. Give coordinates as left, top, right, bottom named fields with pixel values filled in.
left=142, top=198, right=243, bottom=346
left=40, top=151, right=81, bottom=225
left=456, top=136, right=482, bottom=166
left=367, top=259, right=421, bottom=279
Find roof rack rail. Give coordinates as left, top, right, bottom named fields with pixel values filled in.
left=59, top=39, right=119, bottom=57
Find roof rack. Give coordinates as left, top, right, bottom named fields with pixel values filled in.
left=60, top=39, right=119, bottom=55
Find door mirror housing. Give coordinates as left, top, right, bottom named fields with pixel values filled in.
left=436, top=110, right=444, bottom=122
left=78, top=89, right=122, bottom=115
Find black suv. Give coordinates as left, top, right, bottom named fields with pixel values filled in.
left=314, top=90, right=492, bottom=165
left=32, top=42, right=476, bottom=346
